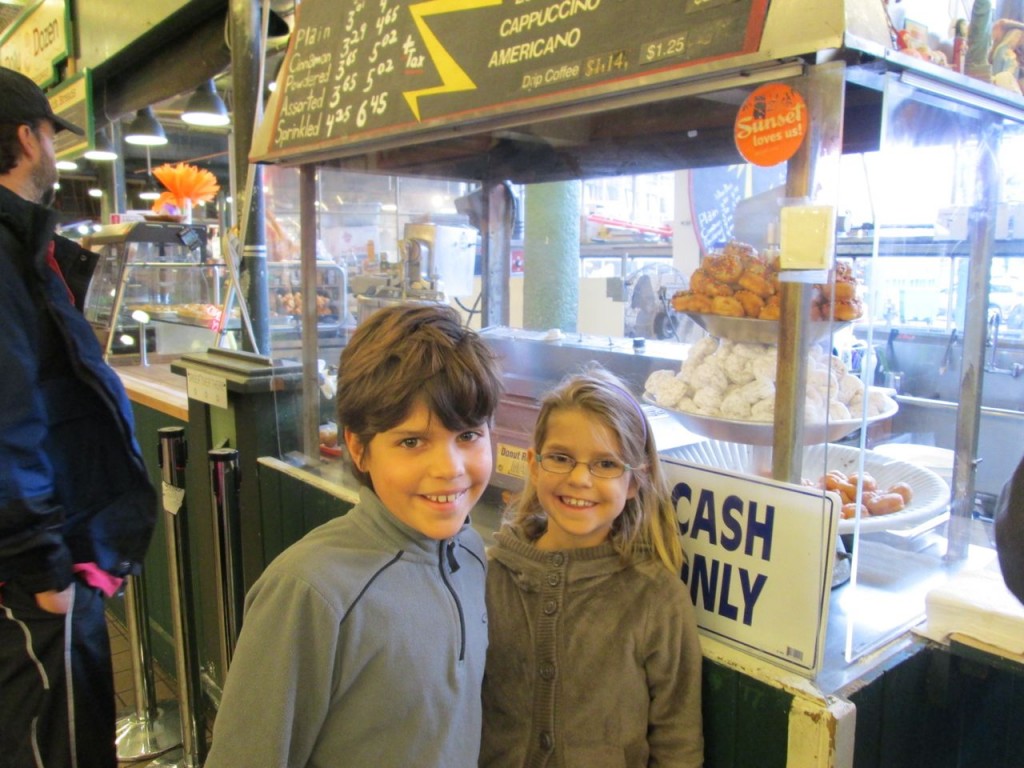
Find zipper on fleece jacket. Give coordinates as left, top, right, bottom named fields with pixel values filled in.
left=438, top=540, right=467, bottom=662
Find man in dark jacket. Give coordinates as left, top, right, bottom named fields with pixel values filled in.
left=996, top=454, right=1024, bottom=604
left=0, top=67, right=157, bottom=768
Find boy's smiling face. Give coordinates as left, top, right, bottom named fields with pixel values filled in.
left=345, top=399, right=493, bottom=540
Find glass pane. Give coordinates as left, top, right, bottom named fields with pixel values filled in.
left=834, top=71, right=1014, bottom=664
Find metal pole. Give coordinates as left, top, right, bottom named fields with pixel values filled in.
left=150, top=427, right=207, bottom=768
left=209, top=448, right=244, bottom=672
left=113, top=573, right=181, bottom=760
left=300, top=164, right=320, bottom=458
left=231, top=0, right=270, bottom=354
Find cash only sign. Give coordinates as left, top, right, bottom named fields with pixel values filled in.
left=662, top=458, right=840, bottom=677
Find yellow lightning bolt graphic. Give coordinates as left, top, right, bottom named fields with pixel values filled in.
left=404, top=0, right=502, bottom=121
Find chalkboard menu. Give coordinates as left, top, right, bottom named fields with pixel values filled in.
left=258, top=0, right=769, bottom=163
left=689, top=163, right=786, bottom=255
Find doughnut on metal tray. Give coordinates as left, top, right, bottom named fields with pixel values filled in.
left=682, top=313, right=850, bottom=345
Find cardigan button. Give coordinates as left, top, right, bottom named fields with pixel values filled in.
left=543, top=599, right=558, bottom=616
left=539, top=662, right=556, bottom=680
left=539, top=732, right=554, bottom=751
left=546, top=572, right=560, bottom=587
left=550, top=553, right=565, bottom=567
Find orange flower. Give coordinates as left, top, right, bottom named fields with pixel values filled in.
left=151, top=162, right=220, bottom=213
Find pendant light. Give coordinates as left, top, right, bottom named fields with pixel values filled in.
left=138, top=146, right=162, bottom=201
left=124, top=107, right=168, bottom=146
left=84, top=128, right=118, bottom=161
left=181, top=80, right=230, bottom=127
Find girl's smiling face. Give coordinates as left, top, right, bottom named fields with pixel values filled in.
left=530, top=407, right=637, bottom=551
left=345, top=399, right=492, bottom=540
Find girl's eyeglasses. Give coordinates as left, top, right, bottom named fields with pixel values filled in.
left=538, top=452, right=642, bottom=479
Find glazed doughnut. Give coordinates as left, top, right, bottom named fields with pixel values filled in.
left=824, top=471, right=856, bottom=503
left=759, top=295, right=781, bottom=320
left=741, top=252, right=766, bottom=271
left=742, top=260, right=770, bottom=277
left=888, top=482, right=913, bottom=504
left=690, top=269, right=734, bottom=298
left=832, top=299, right=864, bottom=321
left=847, top=472, right=878, bottom=493
left=738, top=269, right=776, bottom=298
left=723, top=240, right=758, bottom=261
left=734, top=289, right=765, bottom=318
left=822, top=281, right=858, bottom=301
left=704, top=254, right=744, bottom=283
left=864, top=491, right=906, bottom=516
left=842, top=502, right=868, bottom=520
left=672, top=292, right=714, bottom=313
left=710, top=295, right=746, bottom=318
left=834, top=260, right=854, bottom=282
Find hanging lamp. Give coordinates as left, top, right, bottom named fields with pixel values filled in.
left=124, top=107, right=168, bottom=146
left=84, top=129, right=118, bottom=161
left=181, top=80, right=230, bottom=127
left=137, top=146, right=162, bottom=201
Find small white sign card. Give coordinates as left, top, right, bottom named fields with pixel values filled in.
left=662, top=457, right=839, bottom=677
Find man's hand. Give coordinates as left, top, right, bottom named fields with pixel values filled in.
left=35, top=585, right=74, bottom=615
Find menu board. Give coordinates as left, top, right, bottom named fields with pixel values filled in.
left=259, top=0, right=769, bottom=163
left=690, top=163, right=786, bottom=255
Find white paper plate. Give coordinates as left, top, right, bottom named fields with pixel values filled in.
left=642, top=392, right=898, bottom=446
left=662, top=441, right=949, bottom=534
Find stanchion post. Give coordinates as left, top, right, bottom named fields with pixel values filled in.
left=209, top=448, right=244, bottom=673
left=150, top=426, right=207, bottom=768
left=113, top=571, right=181, bottom=760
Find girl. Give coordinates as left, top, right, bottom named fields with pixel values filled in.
left=481, top=366, right=704, bottom=768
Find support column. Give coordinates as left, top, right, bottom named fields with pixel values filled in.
left=229, top=0, right=270, bottom=354
left=523, top=180, right=581, bottom=332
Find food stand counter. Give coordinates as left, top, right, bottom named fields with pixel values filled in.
left=173, top=0, right=1024, bottom=763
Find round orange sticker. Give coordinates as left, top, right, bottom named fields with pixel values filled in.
left=734, top=83, right=808, bottom=167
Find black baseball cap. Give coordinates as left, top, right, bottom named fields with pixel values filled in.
left=0, top=66, right=84, bottom=135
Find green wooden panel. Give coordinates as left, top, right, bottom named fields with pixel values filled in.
left=956, top=655, right=1017, bottom=768
left=127, top=402, right=187, bottom=678
left=734, top=673, right=789, bottom=768
left=850, top=674, right=882, bottom=768
left=701, top=659, right=790, bottom=768
left=850, top=643, right=1024, bottom=768
left=278, top=473, right=309, bottom=560
left=703, top=662, right=738, bottom=767
left=1003, top=673, right=1024, bottom=766
left=302, top=482, right=347, bottom=534
left=255, top=463, right=353, bottom=569
left=257, top=461, right=285, bottom=569
left=918, top=649, right=957, bottom=768
left=881, top=649, right=933, bottom=768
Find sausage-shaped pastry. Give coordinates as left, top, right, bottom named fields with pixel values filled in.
left=864, top=491, right=906, bottom=516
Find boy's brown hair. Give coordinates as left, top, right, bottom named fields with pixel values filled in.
left=336, top=303, right=504, bottom=488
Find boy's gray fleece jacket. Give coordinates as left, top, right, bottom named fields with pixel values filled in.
left=205, top=487, right=488, bottom=768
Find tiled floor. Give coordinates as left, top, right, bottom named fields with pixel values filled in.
left=108, top=612, right=189, bottom=766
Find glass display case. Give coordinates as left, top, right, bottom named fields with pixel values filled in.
left=82, top=221, right=232, bottom=361
left=267, top=260, right=351, bottom=357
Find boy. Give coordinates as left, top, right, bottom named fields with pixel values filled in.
left=205, top=303, right=503, bottom=767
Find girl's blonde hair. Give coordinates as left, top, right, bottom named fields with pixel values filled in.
left=506, top=365, right=684, bottom=574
